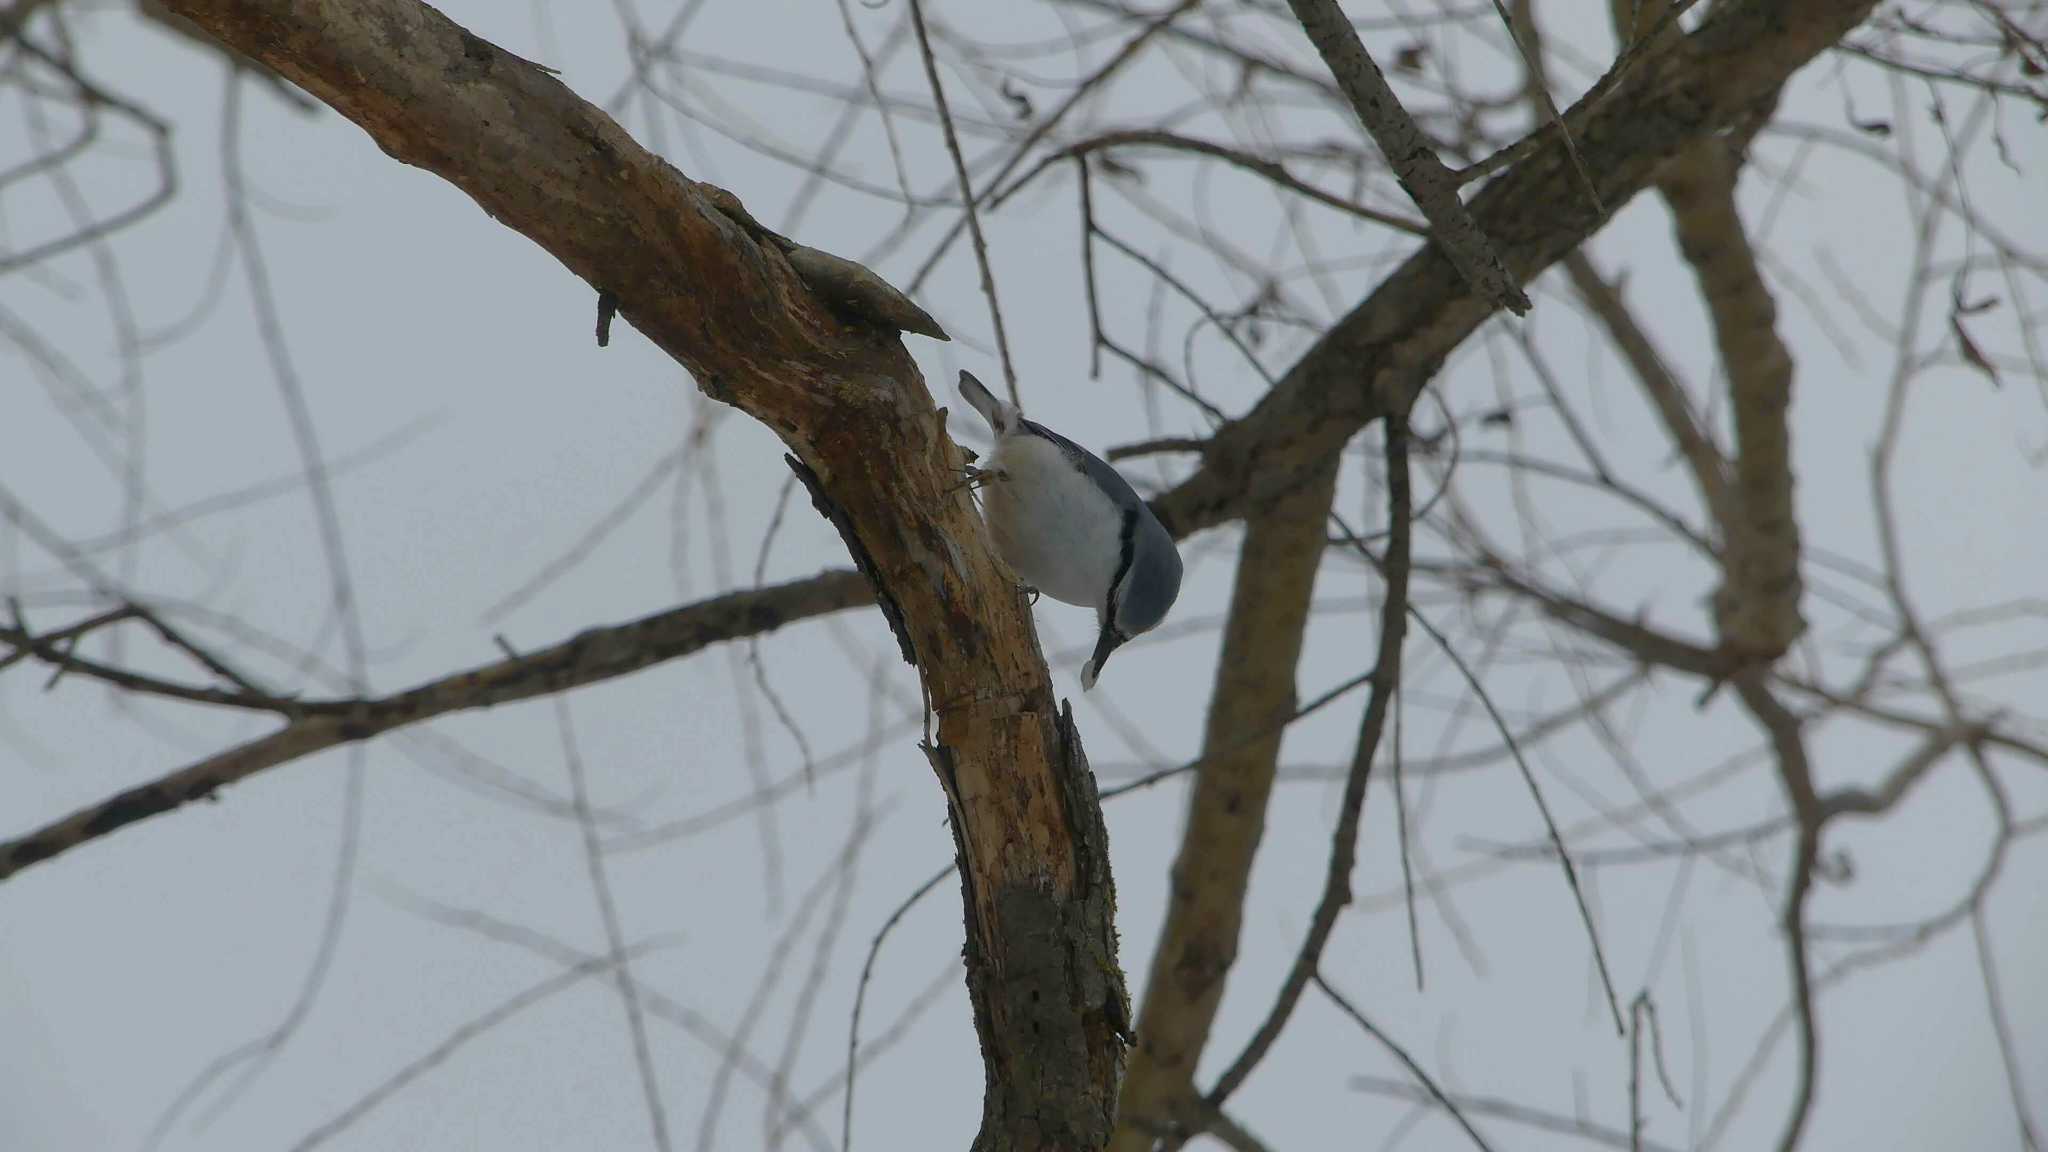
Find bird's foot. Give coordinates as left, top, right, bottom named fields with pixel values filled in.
left=949, top=464, right=1007, bottom=494
left=1021, top=584, right=1041, bottom=606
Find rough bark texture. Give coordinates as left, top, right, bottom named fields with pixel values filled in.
left=1152, top=0, right=1876, bottom=542
left=153, top=2, right=1126, bottom=1147
left=935, top=703, right=1129, bottom=1152
left=1108, top=461, right=1338, bottom=1151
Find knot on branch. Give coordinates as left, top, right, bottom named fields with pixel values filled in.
left=696, top=180, right=948, bottom=342
left=1712, top=567, right=1806, bottom=662
left=784, top=245, right=950, bottom=342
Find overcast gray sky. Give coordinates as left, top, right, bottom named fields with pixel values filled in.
left=3, top=3, right=2045, bottom=1151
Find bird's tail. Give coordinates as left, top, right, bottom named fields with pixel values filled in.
left=958, top=370, right=1019, bottom=436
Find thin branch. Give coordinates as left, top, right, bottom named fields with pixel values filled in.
left=1076, top=156, right=1105, bottom=378
left=285, top=939, right=679, bottom=1152
left=0, top=571, right=871, bottom=881
left=1351, top=1076, right=1685, bottom=1152
left=1282, top=0, right=1530, bottom=314
left=906, top=0, right=1019, bottom=404
left=1392, top=681, right=1423, bottom=991
left=370, top=881, right=834, bottom=1152
left=1205, top=1111, right=1282, bottom=1152
left=1, top=599, right=301, bottom=714
left=1561, top=251, right=1733, bottom=526
left=1971, top=907, right=2044, bottom=1152
left=844, top=864, right=951, bottom=1152
left=1401, top=598, right=1625, bottom=1034
left=1732, top=674, right=1823, bottom=1152
left=902, top=0, right=1201, bottom=291
left=1000, top=129, right=1427, bottom=235
left=1493, top=0, right=1603, bottom=215
left=1314, top=973, right=1498, bottom=1152
left=557, top=700, right=673, bottom=1152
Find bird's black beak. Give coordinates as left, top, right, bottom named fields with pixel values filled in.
left=1081, top=627, right=1127, bottom=691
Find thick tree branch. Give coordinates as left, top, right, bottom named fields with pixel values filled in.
left=1151, top=0, right=1877, bottom=542
left=1203, top=413, right=1413, bottom=1121
left=1108, top=460, right=1339, bottom=1152
left=0, top=572, right=870, bottom=881
left=89, top=4, right=1134, bottom=1146
left=1000, top=129, right=1427, bottom=236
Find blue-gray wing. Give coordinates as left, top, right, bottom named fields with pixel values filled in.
left=1116, top=510, right=1182, bottom=635
left=1022, top=419, right=1182, bottom=634
left=1021, top=420, right=1147, bottom=512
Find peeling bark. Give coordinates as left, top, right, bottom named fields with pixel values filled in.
left=936, top=703, right=1130, bottom=1152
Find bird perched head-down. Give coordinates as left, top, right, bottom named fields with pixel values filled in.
left=957, top=370, right=1182, bottom=689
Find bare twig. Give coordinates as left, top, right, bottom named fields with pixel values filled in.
left=843, top=864, right=951, bottom=1152
left=0, top=572, right=871, bottom=881
left=1282, top=0, right=1530, bottom=314
left=1315, top=973, right=1498, bottom=1152
left=1496, top=0, right=1604, bottom=215
left=902, top=0, right=1202, bottom=290
left=370, top=882, right=834, bottom=1152
left=1352, top=1075, right=1686, bottom=1152
left=285, top=940, right=680, bottom=1152
left=905, top=0, right=1019, bottom=403
left=1561, top=252, right=1733, bottom=525
left=557, top=700, right=673, bottom=1152
left=1971, top=907, right=2044, bottom=1152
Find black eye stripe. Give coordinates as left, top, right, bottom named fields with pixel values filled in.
left=1107, top=508, right=1138, bottom=623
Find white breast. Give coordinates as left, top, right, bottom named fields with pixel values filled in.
left=978, top=433, right=1123, bottom=614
